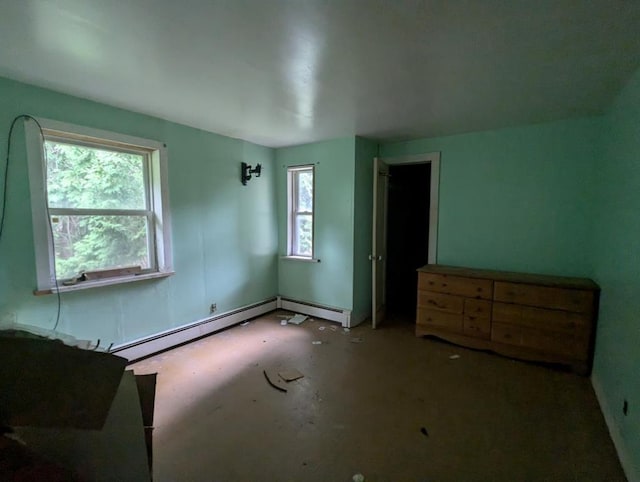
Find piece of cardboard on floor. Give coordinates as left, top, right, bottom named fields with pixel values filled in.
left=263, top=370, right=288, bottom=392
left=278, top=368, right=304, bottom=382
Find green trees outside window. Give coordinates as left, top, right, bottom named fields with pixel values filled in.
left=45, top=141, right=151, bottom=279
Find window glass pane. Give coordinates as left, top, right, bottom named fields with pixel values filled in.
left=51, top=215, right=151, bottom=279
left=295, top=214, right=313, bottom=256
left=296, top=170, right=313, bottom=212
left=45, top=141, right=147, bottom=210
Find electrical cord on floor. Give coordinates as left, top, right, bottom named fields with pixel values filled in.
left=2, top=114, right=61, bottom=331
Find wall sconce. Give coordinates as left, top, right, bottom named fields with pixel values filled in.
left=241, top=162, right=262, bottom=185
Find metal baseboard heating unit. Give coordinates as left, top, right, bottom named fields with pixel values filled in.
left=276, top=296, right=351, bottom=327
left=112, top=298, right=277, bottom=362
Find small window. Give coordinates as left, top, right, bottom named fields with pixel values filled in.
left=26, top=119, right=173, bottom=292
left=287, top=165, right=314, bottom=258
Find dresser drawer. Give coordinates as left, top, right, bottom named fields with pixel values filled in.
left=417, top=308, right=463, bottom=333
left=463, top=315, right=491, bottom=339
left=418, top=273, right=493, bottom=300
left=418, top=291, right=464, bottom=314
left=521, top=305, right=590, bottom=334
left=491, top=322, right=523, bottom=346
left=494, top=282, right=594, bottom=313
left=464, top=299, right=491, bottom=319
left=520, top=327, right=589, bottom=359
left=492, top=321, right=589, bottom=359
left=494, top=299, right=592, bottom=334
left=492, top=302, right=522, bottom=323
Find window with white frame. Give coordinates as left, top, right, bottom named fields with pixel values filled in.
left=287, top=165, right=314, bottom=258
left=25, top=119, right=173, bottom=292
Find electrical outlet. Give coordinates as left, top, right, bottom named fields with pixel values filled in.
left=210, top=303, right=217, bottom=314
left=623, top=399, right=628, bottom=416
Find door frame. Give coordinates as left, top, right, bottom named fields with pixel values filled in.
left=380, top=152, right=440, bottom=264
left=372, top=157, right=390, bottom=328
left=369, top=152, right=440, bottom=329
left=371, top=151, right=440, bottom=328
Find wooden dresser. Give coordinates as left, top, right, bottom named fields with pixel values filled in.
left=416, top=265, right=599, bottom=375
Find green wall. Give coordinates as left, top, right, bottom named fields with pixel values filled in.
left=2, top=69, right=636, bottom=476
left=381, top=117, right=601, bottom=278
left=380, top=104, right=639, bottom=477
left=275, top=138, right=356, bottom=311
left=592, top=67, right=640, bottom=479
left=0, top=76, right=278, bottom=346
left=352, top=137, right=377, bottom=323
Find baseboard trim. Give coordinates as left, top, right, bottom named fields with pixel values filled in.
left=112, top=298, right=277, bottom=362
left=348, top=310, right=370, bottom=328
left=592, top=373, right=638, bottom=482
left=276, top=296, right=351, bottom=327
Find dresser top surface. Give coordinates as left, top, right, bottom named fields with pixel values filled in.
left=417, top=264, right=599, bottom=290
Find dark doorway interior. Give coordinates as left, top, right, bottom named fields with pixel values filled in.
left=385, top=163, right=431, bottom=320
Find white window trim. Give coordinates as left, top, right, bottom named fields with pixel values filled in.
left=286, top=164, right=317, bottom=260
left=25, top=118, right=174, bottom=294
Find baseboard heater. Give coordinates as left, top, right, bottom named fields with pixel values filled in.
left=277, top=296, right=351, bottom=327
left=111, top=298, right=277, bottom=362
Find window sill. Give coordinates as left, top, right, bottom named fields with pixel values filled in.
left=280, top=256, right=321, bottom=263
left=33, top=271, right=175, bottom=296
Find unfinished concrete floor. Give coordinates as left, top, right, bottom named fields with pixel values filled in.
left=131, top=311, right=625, bottom=482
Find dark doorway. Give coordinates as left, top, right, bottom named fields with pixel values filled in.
left=385, top=163, right=431, bottom=320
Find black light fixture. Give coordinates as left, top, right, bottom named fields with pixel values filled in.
left=241, top=162, right=262, bottom=185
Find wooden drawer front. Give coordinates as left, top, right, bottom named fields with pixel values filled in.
left=521, top=307, right=590, bottom=334
left=464, top=299, right=491, bottom=319
left=492, top=321, right=588, bottom=359
left=419, top=273, right=493, bottom=300
left=494, top=282, right=594, bottom=313
left=464, top=315, right=490, bottom=339
left=417, top=308, right=463, bottom=332
left=493, top=302, right=591, bottom=335
left=492, top=302, right=522, bottom=323
left=491, top=322, right=522, bottom=346
left=418, top=291, right=464, bottom=314
left=521, top=328, right=588, bottom=359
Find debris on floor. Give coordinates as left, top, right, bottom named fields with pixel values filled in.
left=276, top=315, right=291, bottom=319
left=312, top=341, right=322, bottom=345
left=420, top=427, right=429, bottom=437
left=350, top=337, right=364, bottom=343
left=240, top=321, right=250, bottom=326
left=330, top=325, right=338, bottom=331
left=278, top=368, right=304, bottom=382
left=449, top=354, right=460, bottom=359
left=319, top=326, right=326, bottom=331
left=353, top=474, right=365, bottom=482
left=263, top=370, right=288, bottom=392
left=263, top=368, right=304, bottom=392
left=280, top=320, right=288, bottom=326
left=343, top=327, right=350, bottom=333
left=288, top=314, right=308, bottom=325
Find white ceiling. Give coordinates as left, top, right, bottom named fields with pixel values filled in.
left=1, top=0, right=639, bottom=147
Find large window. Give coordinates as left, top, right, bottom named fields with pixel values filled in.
left=287, top=165, right=314, bottom=258
left=26, top=119, right=173, bottom=292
